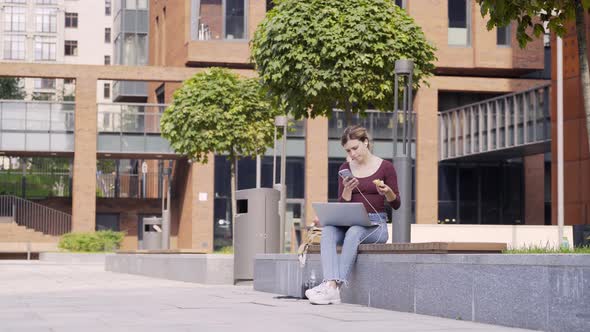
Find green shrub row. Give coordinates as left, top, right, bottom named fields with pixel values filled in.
left=58, top=230, right=125, bottom=252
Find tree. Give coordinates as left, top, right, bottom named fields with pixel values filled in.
left=0, top=77, right=24, bottom=99
left=477, top=0, right=590, bottom=155
left=160, top=68, right=282, bottom=234
left=251, top=0, right=437, bottom=121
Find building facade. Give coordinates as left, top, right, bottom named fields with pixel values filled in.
left=146, top=0, right=551, bottom=252
left=0, top=0, right=113, bottom=102
left=3, top=0, right=577, bottom=253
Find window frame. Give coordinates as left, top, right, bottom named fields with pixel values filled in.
left=447, top=0, right=471, bottom=47
left=65, top=12, right=78, bottom=28
left=105, top=27, right=111, bottom=43
left=64, top=40, right=78, bottom=56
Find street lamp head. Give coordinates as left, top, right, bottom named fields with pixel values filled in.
left=395, top=59, right=414, bottom=75
left=274, top=115, right=288, bottom=127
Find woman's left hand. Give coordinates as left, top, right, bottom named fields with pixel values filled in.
left=377, top=183, right=397, bottom=201
left=376, top=183, right=391, bottom=196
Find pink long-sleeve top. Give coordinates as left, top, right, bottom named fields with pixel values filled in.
left=338, top=160, right=401, bottom=213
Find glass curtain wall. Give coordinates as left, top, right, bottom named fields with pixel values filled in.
left=438, top=160, right=524, bottom=224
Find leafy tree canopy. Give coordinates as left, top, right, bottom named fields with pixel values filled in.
left=160, top=68, right=282, bottom=163
left=251, top=0, right=437, bottom=119
left=0, top=77, right=24, bottom=100
left=477, top=0, right=590, bottom=48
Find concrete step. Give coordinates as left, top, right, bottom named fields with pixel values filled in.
left=0, top=216, right=14, bottom=223
left=0, top=242, right=58, bottom=253
left=0, top=222, right=60, bottom=243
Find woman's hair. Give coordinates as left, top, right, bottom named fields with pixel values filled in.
left=340, top=125, right=372, bottom=150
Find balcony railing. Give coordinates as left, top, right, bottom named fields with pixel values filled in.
left=97, top=103, right=173, bottom=155
left=0, top=100, right=75, bottom=153
left=439, top=84, right=551, bottom=161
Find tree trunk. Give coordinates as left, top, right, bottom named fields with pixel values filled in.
left=574, top=0, right=590, bottom=156
left=230, top=154, right=237, bottom=245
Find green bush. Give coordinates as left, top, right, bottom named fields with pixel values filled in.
left=58, top=230, right=125, bottom=252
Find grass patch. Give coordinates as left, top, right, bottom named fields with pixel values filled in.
left=214, top=246, right=233, bottom=254
left=503, top=245, right=590, bottom=254
left=58, top=230, right=124, bottom=252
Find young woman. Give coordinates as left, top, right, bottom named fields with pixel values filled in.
left=306, top=125, right=401, bottom=305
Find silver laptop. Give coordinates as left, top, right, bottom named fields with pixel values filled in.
left=312, top=202, right=376, bottom=227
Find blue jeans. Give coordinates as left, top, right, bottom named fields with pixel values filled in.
left=320, top=212, right=388, bottom=284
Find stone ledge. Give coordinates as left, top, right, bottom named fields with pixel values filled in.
left=106, top=253, right=234, bottom=284
left=39, top=252, right=111, bottom=264
left=254, top=253, right=590, bottom=332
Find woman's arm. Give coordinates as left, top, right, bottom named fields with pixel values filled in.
left=384, top=162, right=401, bottom=210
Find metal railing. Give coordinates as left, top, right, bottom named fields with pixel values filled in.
left=0, top=195, right=71, bottom=236
left=97, top=102, right=173, bottom=154
left=96, top=172, right=164, bottom=199
left=439, top=84, right=551, bottom=160
left=0, top=100, right=75, bottom=152
left=328, top=109, right=417, bottom=142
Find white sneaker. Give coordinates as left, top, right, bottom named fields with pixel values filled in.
left=308, top=284, right=341, bottom=305
left=305, top=282, right=327, bottom=299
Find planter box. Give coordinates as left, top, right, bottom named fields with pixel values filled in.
left=254, top=253, right=590, bottom=332
left=412, top=224, right=574, bottom=249
left=106, top=253, right=234, bottom=284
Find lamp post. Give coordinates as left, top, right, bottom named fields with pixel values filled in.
left=392, top=59, right=414, bottom=243
left=274, top=115, right=288, bottom=252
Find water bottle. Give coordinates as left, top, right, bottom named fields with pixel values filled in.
left=302, top=269, right=317, bottom=299
left=561, top=236, right=570, bottom=250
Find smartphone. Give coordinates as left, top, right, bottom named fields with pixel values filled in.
left=338, top=168, right=353, bottom=179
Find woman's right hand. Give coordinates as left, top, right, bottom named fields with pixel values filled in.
left=342, top=176, right=359, bottom=193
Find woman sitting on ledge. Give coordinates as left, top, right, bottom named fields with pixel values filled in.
left=306, top=125, right=401, bottom=305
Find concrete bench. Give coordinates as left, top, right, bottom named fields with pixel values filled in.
left=254, top=251, right=590, bottom=332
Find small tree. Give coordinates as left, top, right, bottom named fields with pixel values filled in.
left=160, top=68, right=282, bottom=234
left=0, top=77, right=24, bottom=99
left=477, top=0, right=590, bottom=155
left=251, top=0, right=437, bottom=121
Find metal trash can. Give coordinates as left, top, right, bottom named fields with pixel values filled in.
left=234, top=188, right=280, bottom=282
left=141, top=216, right=163, bottom=250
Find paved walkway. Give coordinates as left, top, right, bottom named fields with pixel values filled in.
left=0, top=261, right=533, bottom=332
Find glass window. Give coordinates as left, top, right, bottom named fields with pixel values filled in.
left=448, top=0, right=470, bottom=46
left=194, top=0, right=246, bottom=40
left=36, top=0, right=58, bottom=4
left=3, top=35, right=25, bottom=60
left=4, top=7, right=26, bottom=32
left=126, top=0, right=136, bottom=9
left=395, top=0, right=405, bottom=8
left=105, top=28, right=111, bottom=43
left=497, top=24, right=510, bottom=46
left=34, top=36, right=56, bottom=60
left=34, top=78, right=56, bottom=89
left=65, top=12, right=78, bottom=28
left=104, top=55, right=111, bottom=65
left=104, top=83, right=111, bottom=99
left=105, top=0, right=112, bottom=16
left=36, top=7, right=58, bottom=33
left=225, top=0, right=245, bottom=39
left=64, top=40, right=78, bottom=56
left=6, top=0, right=26, bottom=3
left=137, top=0, right=148, bottom=9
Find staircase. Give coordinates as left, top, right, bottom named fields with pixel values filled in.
left=0, top=219, right=59, bottom=254
left=0, top=195, right=71, bottom=236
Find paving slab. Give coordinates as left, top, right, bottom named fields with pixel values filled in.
left=0, top=261, right=533, bottom=332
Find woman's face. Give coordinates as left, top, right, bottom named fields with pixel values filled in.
left=343, top=139, right=369, bottom=163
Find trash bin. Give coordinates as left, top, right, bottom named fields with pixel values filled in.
left=141, top=216, right=163, bottom=250
left=234, top=188, right=280, bottom=281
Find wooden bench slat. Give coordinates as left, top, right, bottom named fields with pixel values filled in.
left=307, top=242, right=507, bottom=254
